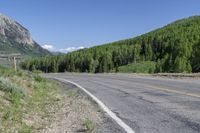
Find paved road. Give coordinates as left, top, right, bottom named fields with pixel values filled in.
left=44, top=73, right=200, bottom=133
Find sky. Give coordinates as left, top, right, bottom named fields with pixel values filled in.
left=0, top=0, right=200, bottom=52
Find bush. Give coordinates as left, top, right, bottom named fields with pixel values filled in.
left=33, top=75, right=45, bottom=83
left=32, top=70, right=43, bottom=74
left=0, top=77, right=24, bottom=95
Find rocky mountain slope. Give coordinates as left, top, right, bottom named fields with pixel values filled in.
left=0, top=13, right=50, bottom=56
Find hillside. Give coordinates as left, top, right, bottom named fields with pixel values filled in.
left=21, top=16, right=200, bottom=73
left=0, top=13, right=50, bottom=56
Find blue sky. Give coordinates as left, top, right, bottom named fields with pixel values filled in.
left=1, top=0, right=200, bottom=52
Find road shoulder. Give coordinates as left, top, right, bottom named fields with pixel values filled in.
left=40, top=80, right=124, bottom=133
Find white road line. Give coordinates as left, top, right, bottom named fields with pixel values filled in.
left=55, top=78, right=135, bottom=133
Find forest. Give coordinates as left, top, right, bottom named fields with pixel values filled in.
left=20, top=16, right=200, bottom=73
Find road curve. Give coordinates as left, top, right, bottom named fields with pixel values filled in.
left=44, top=73, right=200, bottom=133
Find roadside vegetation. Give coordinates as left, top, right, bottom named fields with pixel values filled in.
left=112, top=61, right=156, bottom=73
left=0, top=66, right=61, bottom=132
left=83, top=119, right=94, bottom=131
left=20, top=16, right=200, bottom=73
left=0, top=66, right=114, bottom=132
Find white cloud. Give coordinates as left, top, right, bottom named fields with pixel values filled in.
left=42, top=45, right=85, bottom=53
left=42, top=45, right=55, bottom=51
left=59, top=46, right=85, bottom=53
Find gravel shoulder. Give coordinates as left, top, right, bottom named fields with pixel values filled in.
left=40, top=80, right=124, bottom=133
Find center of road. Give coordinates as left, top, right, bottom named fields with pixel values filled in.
left=146, top=84, right=200, bottom=99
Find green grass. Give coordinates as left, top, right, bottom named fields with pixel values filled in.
left=83, top=119, right=94, bottom=131
left=0, top=65, right=62, bottom=132
left=18, top=123, right=32, bottom=133
left=114, top=61, right=156, bottom=73
left=67, top=90, right=79, bottom=97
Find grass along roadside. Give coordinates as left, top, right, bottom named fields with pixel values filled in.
left=0, top=66, right=64, bottom=132
left=0, top=66, right=122, bottom=133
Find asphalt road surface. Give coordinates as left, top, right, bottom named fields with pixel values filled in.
left=44, top=73, right=200, bottom=133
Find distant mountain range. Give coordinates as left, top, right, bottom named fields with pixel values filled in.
left=0, top=13, right=50, bottom=56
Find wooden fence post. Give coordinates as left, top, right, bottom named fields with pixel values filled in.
left=13, top=57, right=17, bottom=71
left=0, top=53, right=22, bottom=70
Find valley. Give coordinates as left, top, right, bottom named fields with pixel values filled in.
left=0, top=4, right=200, bottom=132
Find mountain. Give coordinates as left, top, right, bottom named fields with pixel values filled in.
left=0, top=13, right=50, bottom=56
left=21, top=16, right=200, bottom=73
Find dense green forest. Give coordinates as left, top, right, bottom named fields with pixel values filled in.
left=20, top=16, right=200, bottom=73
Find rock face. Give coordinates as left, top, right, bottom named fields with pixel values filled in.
left=0, top=13, right=35, bottom=46
left=0, top=13, right=50, bottom=56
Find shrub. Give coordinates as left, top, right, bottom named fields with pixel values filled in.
left=33, top=75, right=45, bottom=83
left=0, top=77, right=24, bottom=96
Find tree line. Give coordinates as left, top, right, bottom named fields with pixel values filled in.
left=20, top=16, right=200, bottom=73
